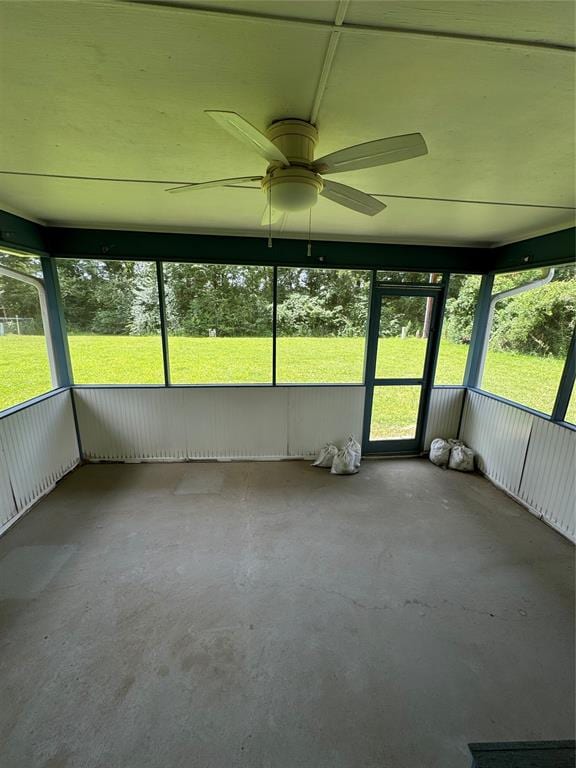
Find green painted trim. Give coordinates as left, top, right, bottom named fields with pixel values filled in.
left=45, top=227, right=487, bottom=272
left=156, top=261, right=171, bottom=387
left=491, top=227, right=576, bottom=273
left=40, top=256, right=73, bottom=387
left=552, top=325, right=576, bottom=421
left=463, top=274, right=495, bottom=388
left=2, top=209, right=573, bottom=274
left=1, top=207, right=573, bottom=276
left=0, top=209, right=48, bottom=255
left=272, top=265, right=278, bottom=386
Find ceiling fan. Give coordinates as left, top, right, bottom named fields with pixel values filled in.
left=167, top=111, right=428, bottom=225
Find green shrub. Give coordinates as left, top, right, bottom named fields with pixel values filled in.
left=491, top=279, right=576, bottom=356
left=444, top=277, right=479, bottom=344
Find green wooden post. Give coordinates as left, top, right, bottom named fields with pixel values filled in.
left=40, top=256, right=73, bottom=387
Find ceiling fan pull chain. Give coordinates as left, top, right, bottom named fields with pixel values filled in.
left=307, top=208, right=312, bottom=258
left=268, top=186, right=272, bottom=248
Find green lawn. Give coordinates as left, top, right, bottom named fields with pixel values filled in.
left=1, top=335, right=574, bottom=435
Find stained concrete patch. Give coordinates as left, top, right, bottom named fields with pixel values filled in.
left=0, top=545, right=76, bottom=599
left=173, top=465, right=225, bottom=495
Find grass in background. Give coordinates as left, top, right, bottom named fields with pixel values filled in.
left=1, top=336, right=574, bottom=433
left=0, top=336, right=52, bottom=409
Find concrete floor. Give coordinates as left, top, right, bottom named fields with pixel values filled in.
left=0, top=460, right=573, bottom=768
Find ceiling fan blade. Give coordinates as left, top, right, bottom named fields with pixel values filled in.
left=260, top=205, right=287, bottom=226
left=205, top=110, right=289, bottom=166
left=320, top=180, right=386, bottom=216
left=166, top=176, right=263, bottom=193
left=314, top=133, right=428, bottom=175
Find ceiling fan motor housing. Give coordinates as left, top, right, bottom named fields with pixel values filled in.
left=262, top=119, right=323, bottom=211
left=266, top=119, right=318, bottom=165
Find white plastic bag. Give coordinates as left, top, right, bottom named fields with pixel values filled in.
left=331, top=445, right=359, bottom=475
left=312, top=443, right=338, bottom=468
left=429, top=438, right=451, bottom=468
left=346, top=435, right=361, bottom=468
left=448, top=443, right=475, bottom=472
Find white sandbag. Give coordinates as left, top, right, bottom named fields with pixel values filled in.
left=346, top=435, right=362, bottom=468
left=331, top=445, right=359, bottom=475
left=448, top=443, right=475, bottom=472
left=312, top=443, right=338, bottom=468
left=429, top=438, right=451, bottom=467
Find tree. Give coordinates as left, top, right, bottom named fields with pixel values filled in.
left=491, top=279, right=576, bottom=356
left=277, top=267, right=370, bottom=337
left=443, top=271, right=576, bottom=357
left=57, top=259, right=136, bottom=334
left=443, top=276, right=482, bottom=344
left=164, top=262, right=273, bottom=336
left=277, top=293, right=344, bottom=336
left=35, top=257, right=576, bottom=360
left=130, top=263, right=160, bottom=335
left=0, top=254, right=45, bottom=332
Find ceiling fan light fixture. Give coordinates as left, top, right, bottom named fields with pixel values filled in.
left=261, top=168, right=323, bottom=212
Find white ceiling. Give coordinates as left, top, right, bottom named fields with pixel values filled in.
left=0, top=0, right=574, bottom=246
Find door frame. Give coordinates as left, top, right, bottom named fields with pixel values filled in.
left=362, top=280, right=447, bottom=455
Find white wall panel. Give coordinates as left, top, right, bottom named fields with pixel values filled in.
left=424, top=387, right=464, bottom=450
left=287, top=387, right=364, bottom=457
left=0, top=439, right=16, bottom=527
left=518, top=418, right=576, bottom=542
left=75, top=387, right=188, bottom=460
left=75, top=386, right=366, bottom=461
left=459, top=390, right=533, bottom=496
left=0, top=391, right=80, bottom=525
left=75, top=387, right=288, bottom=460
left=76, top=386, right=465, bottom=460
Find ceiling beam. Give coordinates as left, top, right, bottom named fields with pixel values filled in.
left=46, top=226, right=487, bottom=272
left=490, top=227, right=576, bottom=272
left=120, top=1, right=576, bottom=54
left=309, top=0, right=350, bottom=124
left=0, top=209, right=49, bottom=256
left=2, top=209, right=573, bottom=274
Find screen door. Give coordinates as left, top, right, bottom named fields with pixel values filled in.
left=363, top=284, right=444, bottom=454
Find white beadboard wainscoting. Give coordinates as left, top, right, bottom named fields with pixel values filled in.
left=517, top=417, right=575, bottom=542
left=423, top=387, right=464, bottom=450
left=460, top=390, right=533, bottom=496
left=1, top=385, right=573, bottom=544
left=460, top=389, right=575, bottom=542
left=0, top=390, right=80, bottom=534
left=0, top=445, right=15, bottom=529
left=74, top=385, right=465, bottom=462
left=74, top=386, right=366, bottom=461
